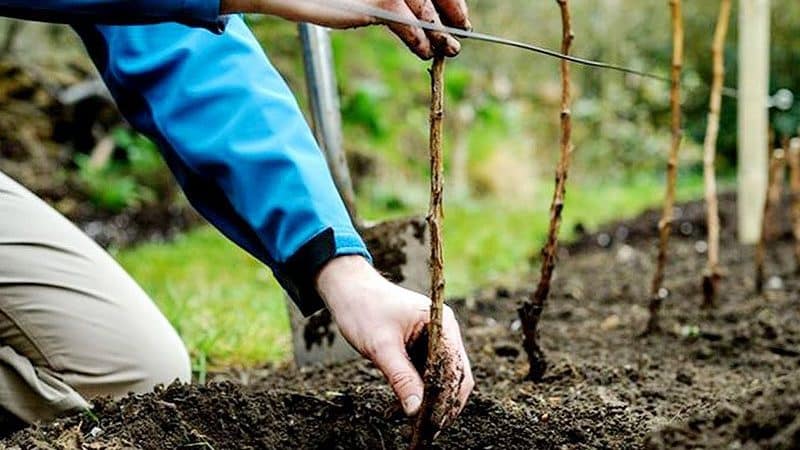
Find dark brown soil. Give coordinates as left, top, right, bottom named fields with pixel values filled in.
left=4, top=194, right=800, bottom=449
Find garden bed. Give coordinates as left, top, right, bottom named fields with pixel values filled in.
left=3, top=194, right=799, bottom=449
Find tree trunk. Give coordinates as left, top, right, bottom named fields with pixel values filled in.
left=647, top=0, right=684, bottom=333
left=518, top=0, right=574, bottom=382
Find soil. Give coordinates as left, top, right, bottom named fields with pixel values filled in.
left=3, top=193, right=800, bottom=449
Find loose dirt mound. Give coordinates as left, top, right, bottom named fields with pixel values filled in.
left=3, top=195, right=800, bottom=449
left=2, top=383, right=644, bottom=450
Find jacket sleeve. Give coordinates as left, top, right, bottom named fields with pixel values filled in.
left=0, top=0, right=225, bottom=32
left=71, top=17, right=371, bottom=316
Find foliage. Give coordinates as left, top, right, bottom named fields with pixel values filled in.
left=247, top=1, right=799, bottom=199
left=74, top=154, right=148, bottom=213
left=74, top=127, right=178, bottom=213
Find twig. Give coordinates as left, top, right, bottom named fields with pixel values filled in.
left=787, top=137, right=800, bottom=273
left=409, top=55, right=447, bottom=450
left=647, top=0, right=684, bottom=334
left=701, top=0, right=731, bottom=309
left=518, top=0, right=574, bottom=382
left=755, top=147, right=785, bottom=293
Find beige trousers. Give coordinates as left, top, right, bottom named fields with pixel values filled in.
left=0, top=171, right=190, bottom=424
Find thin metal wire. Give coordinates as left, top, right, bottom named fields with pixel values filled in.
left=312, top=0, right=741, bottom=96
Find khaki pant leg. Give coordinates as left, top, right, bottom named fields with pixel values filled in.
left=0, top=171, right=191, bottom=424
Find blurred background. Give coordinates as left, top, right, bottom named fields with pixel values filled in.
left=0, top=0, right=797, bottom=373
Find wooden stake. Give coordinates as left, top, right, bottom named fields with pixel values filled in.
left=518, top=0, right=574, bottom=381
left=701, top=0, right=731, bottom=309
left=737, top=0, right=771, bottom=243
left=410, top=55, right=447, bottom=450
left=646, top=0, right=683, bottom=333
left=787, top=138, right=800, bottom=273
left=755, top=146, right=785, bottom=293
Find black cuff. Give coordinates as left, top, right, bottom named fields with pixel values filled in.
left=275, top=228, right=338, bottom=317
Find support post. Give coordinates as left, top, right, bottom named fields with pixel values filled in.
left=737, top=0, right=771, bottom=243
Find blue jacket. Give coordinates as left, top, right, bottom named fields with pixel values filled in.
left=0, top=1, right=370, bottom=315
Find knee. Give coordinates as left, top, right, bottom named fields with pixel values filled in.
left=69, top=323, right=193, bottom=400
left=125, top=332, right=192, bottom=394
left=136, top=339, right=192, bottom=389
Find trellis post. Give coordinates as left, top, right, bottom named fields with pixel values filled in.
left=737, top=0, right=771, bottom=243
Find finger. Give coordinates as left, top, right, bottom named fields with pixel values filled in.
left=439, top=309, right=475, bottom=428
left=432, top=0, right=471, bottom=30
left=372, top=339, right=425, bottom=416
left=404, top=0, right=460, bottom=56
left=381, top=0, right=434, bottom=59
left=454, top=326, right=475, bottom=415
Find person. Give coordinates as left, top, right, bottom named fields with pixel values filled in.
left=0, top=0, right=474, bottom=431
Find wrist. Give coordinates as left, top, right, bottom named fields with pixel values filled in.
left=316, top=255, right=377, bottom=312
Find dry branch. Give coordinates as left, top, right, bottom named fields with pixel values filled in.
left=788, top=138, right=800, bottom=273
left=518, top=0, right=574, bottom=382
left=701, top=0, right=731, bottom=309
left=755, top=147, right=786, bottom=293
left=409, top=55, right=447, bottom=450
left=647, top=0, right=683, bottom=333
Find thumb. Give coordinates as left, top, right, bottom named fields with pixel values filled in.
left=372, top=343, right=425, bottom=416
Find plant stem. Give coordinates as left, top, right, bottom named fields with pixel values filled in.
left=647, top=0, right=683, bottom=333
left=518, top=0, right=574, bottom=382
left=756, top=146, right=786, bottom=292
left=409, top=55, right=446, bottom=450
left=701, top=0, right=731, bottom=309
left=787, top=138, right=800, bottom=273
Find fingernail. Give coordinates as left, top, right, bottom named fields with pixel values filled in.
left=447, top=38, right=461, bottom=56
left=403, top=395, right=422, bottom=416
left=465, top=19, right=473, bottom=31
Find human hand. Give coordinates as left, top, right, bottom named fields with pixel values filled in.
left=315, top=255, right=474, bottom=428
left=221, top=0, right=471, bottom=59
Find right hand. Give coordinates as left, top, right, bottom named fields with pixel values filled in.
left=315, top=256, right=474, bottom=429
left=222, top=0, right=471, bottom=59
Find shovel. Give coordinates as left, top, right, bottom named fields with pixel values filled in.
left=287, top=24, right=431, bottom=367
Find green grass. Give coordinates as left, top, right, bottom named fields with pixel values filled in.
left=112, top=229, right=289, bottom=370
left=114, top=173, right=714, bottom=368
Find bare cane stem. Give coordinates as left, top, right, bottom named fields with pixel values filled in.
left=787, top=138, right=800, bottom=273
left=409, top=55, right=446, bottom=450
left=647, top=0, right=683, bottom=333
left=701, top=0, right=731, bottom=309
left=756, top=146, right=786, bottom=293
left=518, top=0, right=574, bottom=381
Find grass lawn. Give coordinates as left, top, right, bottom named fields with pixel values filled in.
left=114, top=173, right=715, bottom=371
